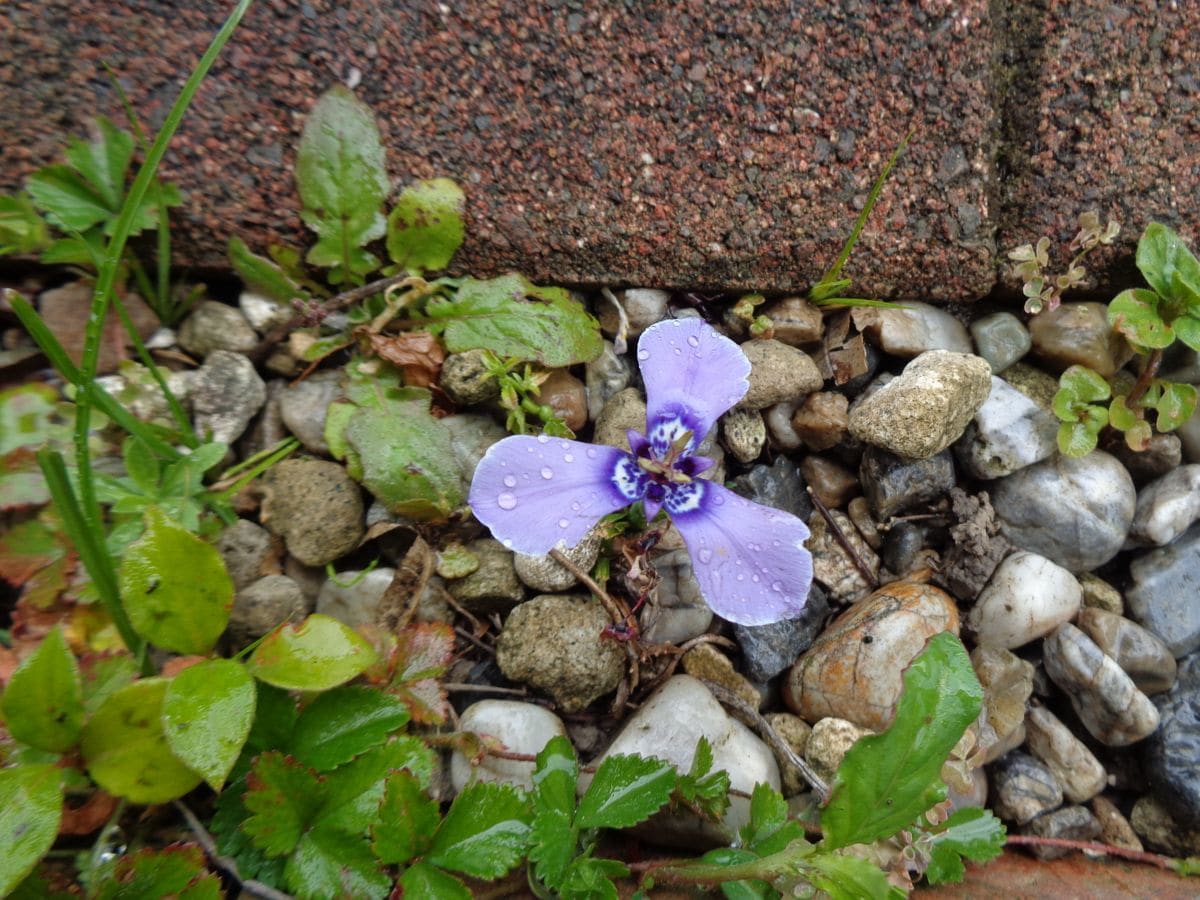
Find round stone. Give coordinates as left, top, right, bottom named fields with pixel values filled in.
left=450, top=701, right=568, bottom=792
left=261, top=459, right=364, bottom=567
left=969, top=311, right=1031, bottom=373
left=967, top=551, right=1081, bottom=650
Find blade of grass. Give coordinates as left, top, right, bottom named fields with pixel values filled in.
left=37, top=449, right=146, bottom=665
left=814, top=128, right=914, bottom=292
left=7, top=290, right=182, bottom=458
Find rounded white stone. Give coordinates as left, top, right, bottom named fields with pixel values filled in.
left=968, top=551, right=1082, bottom=649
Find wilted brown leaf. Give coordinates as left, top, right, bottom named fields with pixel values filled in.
left=367, top=331, right=446, bottom=388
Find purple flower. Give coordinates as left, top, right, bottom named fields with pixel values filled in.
left=468, top=317, right=813, bottom=626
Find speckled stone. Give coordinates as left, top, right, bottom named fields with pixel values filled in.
left=785, top=581, right=959, bottom=730
left=720, top=407, right=767, bottom=463
left=739, top=339, right=823, bottom=410
left=215, top=518, right=278, bottom=590
left=734, top=585, right=830, bottom=683
left=989, top=752, right=1063, bottom=826
left=496, top=594, right=624, bottom=713
left=807, top=508, right=880, bottom=604
left=849, top=351, right=993, bottom=459
left=1076, top=608, right=1177, bottom=696
left=764, top=712, right=813, bottom=797
left=971, top=646, right=1035, bottom=764
left=261, top=459, right=364, bottom=567
left=682, top=643, right=762, bottom=710
left=1079, top=573, right=1124, bottom=615
left=1130, top=796, right=1200, bottom=858
left=1, top=2, right=1000, bottom=297
left=1023, top=806, right=1102, bottom=860
left=805, top=717, right=873, bottom=784
left=1043, top=623, right=1160, bottom=746
left=440, top=349, right=502, bottom=407
left=191, top=350, right=267, bottom=446
left=177, top=300, right=258, bottom=357
left=1090, top=795, right=1143, bottom=852
left=1025, top=705, right=1107, bottom=803
left=445, top=538, right=525, bottom=615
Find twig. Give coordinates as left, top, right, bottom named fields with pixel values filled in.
left=1005, top=834, right=1190, bottom=871
left=454, top=626, right=496, bottom=656
left=443, top=682, right=529, bottom=697
left=807, top=486, right=879, bottom=590
left=173, top=800, right=294, bottom=900
left=1125, top=348, right=1164, bottom=411
left=550, top=548, right=642, bottom=701
left=698, top=678, right=830, bottom=804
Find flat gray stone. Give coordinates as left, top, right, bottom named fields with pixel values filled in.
left=1127, top=523, right=1200, bottom=658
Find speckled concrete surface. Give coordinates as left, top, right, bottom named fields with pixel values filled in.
left=2, top=2, right=1195, bottom=299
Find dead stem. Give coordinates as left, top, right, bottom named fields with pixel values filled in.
left=807, top=486, right=879, bottom=590
left=698, top=678, right=831, bottom=804
left=1005, top=834, right=1187, bottom=870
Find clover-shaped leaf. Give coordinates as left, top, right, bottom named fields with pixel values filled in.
left=1151, top=382, right=1198, bottom=433
left=1108, top=288, right=1174, bottom=350
left=1137, top=222, right=1200, bottom=306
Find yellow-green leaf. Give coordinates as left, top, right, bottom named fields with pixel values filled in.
left=0, top=627, right=83, bottom=752
left=246, top=615, right=376, bottom=691
left=163, top=660, right=256, bottom=790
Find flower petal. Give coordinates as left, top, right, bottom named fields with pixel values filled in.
left=637, top=317, right=751, bottom=448
left=666, top=479, right=813, bottom=626
left=469, top=435, right=641, bottom=554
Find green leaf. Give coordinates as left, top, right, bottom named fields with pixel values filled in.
left=386, top=178, right=465, bottom=275
left=162, top=659, right=256, bottom=790
left=26, top=164, right=111, bottom=232
left=426, top=781, right=532, bottom=879
left=0, top=765, right=62, bottom=897
left=1153, top=381, right=1198, bottom=432
left=529, top=736, right=581, bottom=888
left=314, top=737, right=434, bottom=836
left=65, top=118, right=133, bottom=212
left=246, top=614, right=377, bottom=691
left=118, top=506, right=233, bottom=654
left=804, top=852, right=897, bottom=900
left=674, top=736, right=731, bottom=822
left=92, top=845, right=222, bottom=900
left=0, top=627, right=84, bottom=752
left=421, top=273, right=603, bottom=366
left=1057, top=364, right=1111, bottom=406
left=740, top=782, right=803, bottom=856
left=289, top=685, right=410, bottom=771
left=1108, top=394, right=1140, bottom=432
left=81, top=678, right=203, bottom=803
left=245, top=682, right=299, bottom=755
left=399, top=862, right=472, bottom=900
left=924, top=807, right=1006, bottom=885
left=284, top=824, right=390, bottom=900
left=558, top=857, right=628, bottom=900
left=389, top=621, right=455, bottom=725
left=334, top=375, right=463, bottom=520
left=1108, top=288, right=1174, bottom=349
left=1137, top=222, right=1200, bottom=304
left=820, top=632, right=983, bottom=850
left=1123, top=419, right=1154, bottom=452
left=576, top=753, right=677, bottom=830
left=296, top=85, right=389, bottom=284
left=81, top=654, right=138, bottom=716
left=1173, top=314, right=1200, bottom=352
left=228, top=235, right=309, bottom=304
left=371, top=769, right=439, bottom=864
left=243, top=751, right=325, bottom=857
left=0, top=192, right=51, bottom=255
left=210, top=773, right=288, bottom=886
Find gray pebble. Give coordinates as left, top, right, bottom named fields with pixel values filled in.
left=279, top=369, right=342, bottom=455
left=989, top=751, right=1063, bottom=825
left=733, top=584, right=829, bottom=683
left=1142, top=651, right=1200, bottom=828
left=859, top=446, right=955, bottom=520
left=445, top=538, right=525, bottom=615
left=969, top=311, right=1031, bottom=373
left=1076, top=608, right=1177, bottom=695
left=1126, top=522, right=1200, bottom=658
left=261, top=459, right=364, bottom=567
left=192, top=350, right=266, bottom=446
left=727, top=455, right=813, bottom=522
left=1128, top=464, right=1200, bottom=548
left=178, top=300, right=258, bottom=357
left=584, top=340, right=631, bottom=421
left=1025, top=705, right=1107, bottom=803
left=439, top=349, right=501, bottom=406
left=954, top=376, right=1058, bottom=479
left=739, top=339, right=823, bottom=410
left=216, top=518, right=277, bottom=590
left=1023, top=805, right=1102, bottom=860
left=227, top=575, right=308, bottom=648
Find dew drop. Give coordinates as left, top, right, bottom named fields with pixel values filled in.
left=771, top=581, right=784, bottom=593
left=673, top=347, right=682, bottom=355
left=557, top=518, right=570, bottom=529
left=540, top=466, right=554, bottom=480
left=564, top=453, right=575, bottom=463
left=751, top=574, right=761, bottom=583
left=537, top=434, right=550, bottom=444
left=697, top=548, right=713, bottom=564
left=497, top=492, right=517, bottom=510
left=638, top=349, right=650, bottom=361
left=736, top=574, right=745, bottom=582
left=503, top=474, right=517, bottom=488
left=559, top=441, right=570, bottom=450
left=772, top=539, right=782, bottom=547
left=586, top=447, right=598, bottom=459
left=571, top=501, right=582, bottom=511
left=687, top=334, right=700, bottom=347
left=502, top=538, right=514, bottom=549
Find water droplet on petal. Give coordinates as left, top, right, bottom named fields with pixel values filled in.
left=772, top=539, right=782, bottom=547
left=687, top=334, right=700, bottom=347
left=638, top=349, right=650, bottom=361
left=537, top=434, right=550, bottom=444
left=673, top=346, right=682, bottom=355
left=503, top=474, right=517, bottom=488
left=540, top=466, right=554, bottom=480
left=502, top=538, right=514, bottom=548
left=571, top=501, right=581, bottom=511
left=557, top=518, right=570, bottom=529
left=751, top=574, right=760, bottom=583
left=497, top=492, right=517, bottom=510
left=559, top=441, right=570, bottom=450
left=697, top=548, right=713, bottom=564
left=586, top=447, right=598, bottom=459
left=736, top=574, right=745, bottom=582
left=771, top=581, right=784, bottom=593
left=564, top=453, right=575, bottom=463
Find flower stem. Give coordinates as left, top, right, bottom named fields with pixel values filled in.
left=1125, top=348, right=1163, bottom=411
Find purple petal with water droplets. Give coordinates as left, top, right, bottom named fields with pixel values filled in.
left=469, top=435, right=639, bottom=555
left=667, top=479, right=813, bottom=626
left=637, top=317, right=751, bottom=445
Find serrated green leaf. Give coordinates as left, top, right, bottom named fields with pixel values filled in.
left=529, top=807, right=577, bottom=890
left=533, top=734, right=579, bottom=819
left=739, top=782, right=803, bottom=856
left=390, top=621, right=455, bottom=725
left=65, top=118, right=132, bottom=212
left=426, top=781, right=532, bottom=879
left=243, top=751, right=324, bottom=857
left=228, top=235, right=309, bottom=304
left=1173, top=314, right=1200, bottom=352
left=421, top=273, right=603, bottom=366
left=371, top=770, right=439, bottom=865
left=0, top=192, right=50, bottom=255
left=340, top=379, right=463, bottom=520
left=290, top=685, right=409, bottom=771
left=673, top=736, right=731, bottom=821
left=92, top=845, right=222, bottom=900
left=210, top=773, right=287, bottom=886
left=1058, top=364, right=1111, bottom=405
left=804, top=852, right=897, bottom=900
left=0, top=627, right=83, bottom=752
left=386, top=178, right=465, bottom=275
left=558, top=856, right=627, bottom=900
left=399, top=861, right=472, bottom=900
left=118, top=507, right=232, bottom=654
left=0, top=765, right=62, bottom=897
left=1137, top=222, right=1200, bottom=304
left=81, top=678, right=203, bottom=803
left=576, top=754, right=676, bottom=830
left=285, top=823, right=390, bottom=900
left=162, top=659, right=256, bottom=790
left=1108, top=288, right=1174, bottom=349
left=26, top=164, right=111, bottom=232
left=316, top=736, right=436, bottom=836
left=246, top=614, right=377, bottom=691
left=924, top=806, right=1006, bottom=885
left=296, top=85, right=388, bottom=284
left=1154, top=381, right=1198, bottom=432
left=820, top=633, right=983, bottom=850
